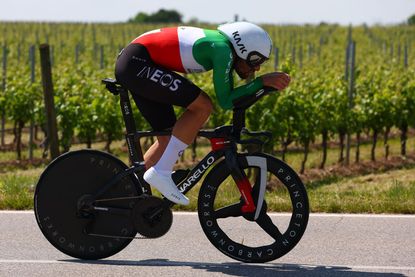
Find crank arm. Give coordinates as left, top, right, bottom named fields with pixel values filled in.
left=91, top=206, right=132, bottom=217
left=86, top=232, right=151, bottom=240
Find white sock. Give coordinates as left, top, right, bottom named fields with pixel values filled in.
left=153, top=135, right=188, bottom=175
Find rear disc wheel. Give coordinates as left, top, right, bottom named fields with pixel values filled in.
left=34, top=149, right=144, bottom=260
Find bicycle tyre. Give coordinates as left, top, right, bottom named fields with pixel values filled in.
left=34, top=149, right=143, bottom=260
left=198, top=153, right=309, bottom=263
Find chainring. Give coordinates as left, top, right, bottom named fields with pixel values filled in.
left=131, top=196, right=173, bottom=238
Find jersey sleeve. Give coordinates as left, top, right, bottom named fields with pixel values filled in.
left=212, top=43, right=264, bottom=110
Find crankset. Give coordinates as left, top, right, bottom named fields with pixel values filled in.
left=131, top=195, right=173, bottom=238
left=82, top=195, right=172, bottom=239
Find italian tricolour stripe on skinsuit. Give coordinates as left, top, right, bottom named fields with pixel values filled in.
left=177, top=27, right=206, bottom=73
left=131, top=27, right=206, bottom=73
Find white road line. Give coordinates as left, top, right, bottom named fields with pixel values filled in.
left=309, top=265, right=415, bottom=271
left=1, top=210, right=415, bottom=218
left=174, top=212, right=415, bottom=218
left=0, top=211, right=33, bottom=214
left=0, top=259, right=413, bottom=271
left=0, top=259, right=64, bottom=264
left=310, top=213, right=415, bottom=219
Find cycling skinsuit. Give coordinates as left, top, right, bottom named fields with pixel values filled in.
left=115, top=26, right=264, bottom=131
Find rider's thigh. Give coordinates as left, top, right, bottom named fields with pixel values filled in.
left=187, top=91, right=213, bottom=115
left=131, top=93, right=177, bottom=131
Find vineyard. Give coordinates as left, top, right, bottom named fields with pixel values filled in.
left=1, top=22, right=415, bottom=174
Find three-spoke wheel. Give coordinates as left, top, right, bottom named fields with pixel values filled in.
left=198, top=153, right=309, bottom=263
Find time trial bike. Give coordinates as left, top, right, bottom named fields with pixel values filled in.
left=34, top=78, right=309, bottom=263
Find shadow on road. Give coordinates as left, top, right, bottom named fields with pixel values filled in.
left=62, top=259, right=406, bottom=277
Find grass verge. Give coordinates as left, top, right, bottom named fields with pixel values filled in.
left=0, top=168, right=40, bottom=210
left=0, top=132, right=414, bottom=212
left=0, top=165, right=414, bottom=213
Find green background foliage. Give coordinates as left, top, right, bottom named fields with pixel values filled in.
left=0, top=22, right=414, bottom=165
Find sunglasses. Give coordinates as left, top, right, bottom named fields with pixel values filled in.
left=246, top=51, right=268, bottom=68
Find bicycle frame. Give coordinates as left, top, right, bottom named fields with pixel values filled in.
left=99, top=78, right=274, bottom=215
left=127, top=126, right=257, bottom=212
left=140, top=127, right=257, bottom=207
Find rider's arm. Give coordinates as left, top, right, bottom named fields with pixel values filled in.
left=212, top=44, right=263, bottom=110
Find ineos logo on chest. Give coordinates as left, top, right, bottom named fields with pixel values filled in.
left=137, top=66, right=182, bottom=91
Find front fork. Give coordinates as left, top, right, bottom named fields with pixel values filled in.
left=224, top=151, right=256, bottom=213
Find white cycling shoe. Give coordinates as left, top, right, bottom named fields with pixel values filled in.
left=143, top=167, right=190, bottom=206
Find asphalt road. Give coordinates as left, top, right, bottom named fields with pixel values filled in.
left=0, top=211, right=414, bottom=277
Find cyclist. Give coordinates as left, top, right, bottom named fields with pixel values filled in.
left=115, top=21, right=291, bottom=205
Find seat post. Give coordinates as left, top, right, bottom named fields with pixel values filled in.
left=118, top=87, right=144, bottom=164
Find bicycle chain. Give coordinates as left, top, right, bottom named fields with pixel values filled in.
left=84, top=195, right=143, bottom=239
left=93, top=195, right=144, bottom=203
left=88, top=195, right=170, bottom=240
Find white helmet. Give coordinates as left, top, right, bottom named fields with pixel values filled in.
left=218, top=21, right=272, bottom=67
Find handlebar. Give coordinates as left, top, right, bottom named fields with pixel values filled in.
left=232, top=86, right=276, bottom=110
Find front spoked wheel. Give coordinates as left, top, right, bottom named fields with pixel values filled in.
left=198, top=153, right=309, bottom=263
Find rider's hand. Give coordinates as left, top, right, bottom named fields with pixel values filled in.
left=260, top=72, right=291, bottom=91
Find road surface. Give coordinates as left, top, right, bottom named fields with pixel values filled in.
left=0, top=211, right=414, bottom=277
